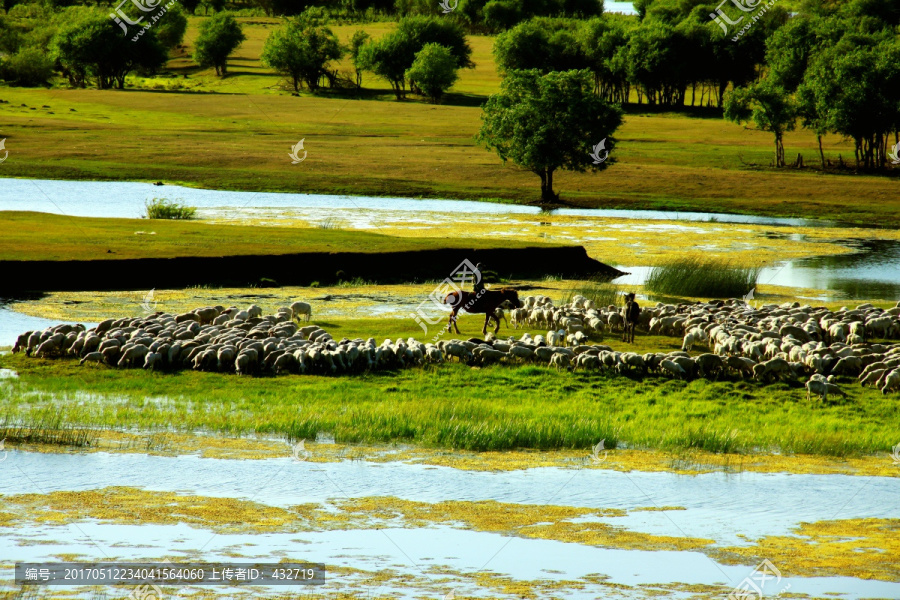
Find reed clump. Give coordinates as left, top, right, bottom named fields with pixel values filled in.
left=645, top=255, right=759, bottom=298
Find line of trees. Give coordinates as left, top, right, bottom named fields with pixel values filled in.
left=724, top=0, right=900, bottom=169
left=261, top=13, right=472, bottom=101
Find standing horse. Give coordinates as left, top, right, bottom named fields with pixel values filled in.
left=444, top=289, right=523, bottom=335
left=621, top=292, right=640, bottom=343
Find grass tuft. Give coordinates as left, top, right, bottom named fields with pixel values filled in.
left=144, top=198, right=197, bottom=220
left=645, top=255, right=759, bottom=298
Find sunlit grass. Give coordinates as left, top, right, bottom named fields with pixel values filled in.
left=1, top=347, right=896, bottom=458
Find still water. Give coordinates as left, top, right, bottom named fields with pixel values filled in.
left=0, top=450, right=897, bottom=598
left=1, top=178, right=898, bottom=301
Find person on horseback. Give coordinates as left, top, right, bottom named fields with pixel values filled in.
left=472, top=263, right=485, bottom=295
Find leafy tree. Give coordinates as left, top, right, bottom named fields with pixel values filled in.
left=395, top=15, right=474, bottom=68
left=0, top=46, right=53, bottom=85
left=349, top=29, right=370, bottom=88
left=764, top=14, right=817, bottom=92
left=405, top=43, right=458, bottom=102
left=483, top=0, right=522, bottom=31
left=477, top=69, right=623, bottom=202
left=261, top=17, right=341, bottom=91
left=358, top=15, right=473, bottom=99
left=193, top=12, right=245, bottom=76
left=180, top=0, right=202, bottom=15
left=357, top=33, right=409, bottom=97
left=798, top=34, right=900, bottom=169
left=625, top=19, right=687, bottom=105
left=724, top=79, right=797, bottom=167
left=201, top=0, right=226, bottom=13
left=155, top=4, right=188, bottom=50
left=494, top=18, right=588, bottom=74
left=52, top=8, right=167, bottom=89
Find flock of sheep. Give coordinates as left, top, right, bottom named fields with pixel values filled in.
left=10, top=295, right=900, bottom=399
left=503, top=293, right=900, bottom=398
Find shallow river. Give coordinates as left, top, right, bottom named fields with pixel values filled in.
left=1, top=449, right=898, bottom=598
left=3, top=178, right=900, bottom=301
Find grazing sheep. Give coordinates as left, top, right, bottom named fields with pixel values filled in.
left=508, top=345, right=535, bottom=363
left=806, top=376, right=847, bottom=402
left=235, top=349, right=258, bottom=375
left=681, top=328, right=705, bottom=352
left=695, top=353, right=725, bottom=379
left=291, top=301, right=313, bottom=323
left=753, top=358, right=792, bottom=382
left=175, top=312, right=201, bottom=324
left=144, top=352, right=162, bottom=370
left=117, top=345, right=150, bottom=368
left=550, top=353, right=571, bottom=371
left=79, top=352, right=105, bottom=366
left=660, top=359, right=686, bottom=380
left=882, top=369, right=900, bottom=394
left=607, top=312, right=624, bottom=333
left=831, top=356, right=862, bottom=377
left=193, top=307, right=220, bottom=325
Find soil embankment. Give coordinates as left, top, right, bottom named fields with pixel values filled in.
left=2, top=246, right=624, bottom=292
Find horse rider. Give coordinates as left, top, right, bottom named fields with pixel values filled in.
left=473, top=263, right=486, bottom=295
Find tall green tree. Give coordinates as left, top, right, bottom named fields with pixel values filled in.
left=261, top=17, right=341, bottom=91
left=798, top=35, right=900, bottom=169
left=52, top=8, right=167, bottom=89
left=494, top=18, right=589, bottom=74
left=155, top=4, right=188, bottom=51
left=477, top=69, right=623, bottom=202
left=349, top=29, right=370, bottom=88
left=405, top=42, right=458, bottom=102
left=358, top=15, right=473, bottom=99
left=724, top=79, right=797, bottom=167
left=193, top=12, right=245, bottom=76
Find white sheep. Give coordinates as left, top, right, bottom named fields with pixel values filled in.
left=550, top=353, right=571, bottom=371
left=291, top=301, right=313, bottom=323
left=882, top=369, right=900, bottom=394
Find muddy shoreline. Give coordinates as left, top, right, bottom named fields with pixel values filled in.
left=1, top=246, right=624, bottom=293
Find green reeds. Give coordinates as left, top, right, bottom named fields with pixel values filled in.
left=645, top=255, right=759, bottom=298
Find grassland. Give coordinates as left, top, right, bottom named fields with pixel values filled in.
left=0, top=315, right=896, bottom=458
left=0, top=211, right=552, bottom=261
left=1, top=18, right=898, bottom=226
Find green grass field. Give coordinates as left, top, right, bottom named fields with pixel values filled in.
left=0, top=332, right=894, bottom=457
left=1, top=315, right=896, bottom=458
left=1, top=17, right=898, bottom=226
left=0, top=211, right=551, bottom=261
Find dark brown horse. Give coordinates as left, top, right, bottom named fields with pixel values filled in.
left=444, top=288, right=523, bottom=335
left=622, top=292, right=641, bottom=343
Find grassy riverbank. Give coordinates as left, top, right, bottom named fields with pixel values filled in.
left=1, top=317, right=896, bottom=458
left=1, top=15, right=899, bottom=226
left=0, top=211, right=551, bottom=262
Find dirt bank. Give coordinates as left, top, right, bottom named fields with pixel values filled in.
left=2, top=246, right=624, bottom=292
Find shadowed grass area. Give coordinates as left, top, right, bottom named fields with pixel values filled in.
left=0, top=318, right=895, bottom=457
left=645, top=256, right=760, bottom=298
left=0, top=211, right=553, bottom=262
